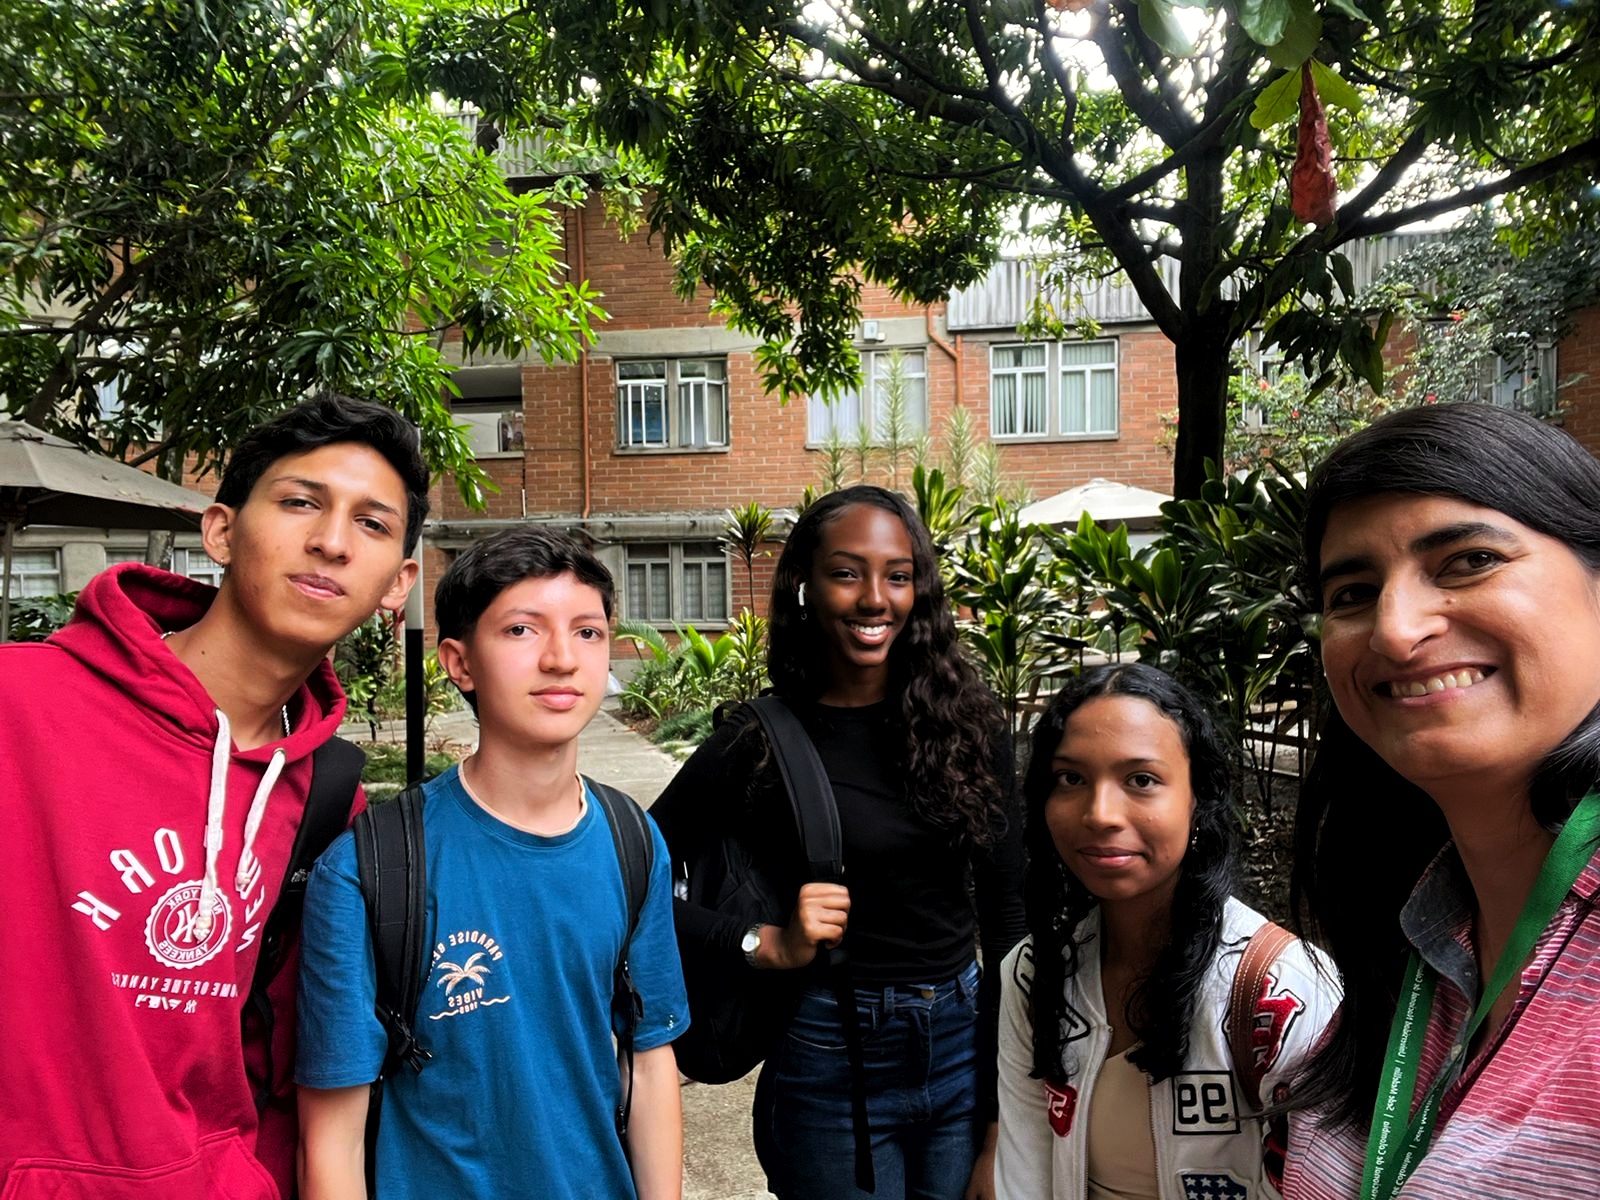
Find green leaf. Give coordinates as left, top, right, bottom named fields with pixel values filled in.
left=1137, top=0, right=1197, bottom=56
left=1263, top=0, right=1320, bottom=69
left=1237, top=0, right=1293, bottom=48
left=1309, top=59, right=1362, bottom=113
left=1250, top=70, right=1302, bottom=130
left=1324, top=0, right=1369, bottom=20
left=1329, top=251, right=1356, bottom=301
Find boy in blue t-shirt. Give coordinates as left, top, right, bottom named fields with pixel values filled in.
left=295, top=527, right=688, bottom=1199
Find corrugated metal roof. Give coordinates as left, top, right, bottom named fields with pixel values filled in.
left=444, top=112, right=613, bottom=179
left=948, top=232, right=1438, bottom=331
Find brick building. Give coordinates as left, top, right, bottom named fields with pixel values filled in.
left=421, top=190, right=1197, bottom=638
left=13, top=148, right=1600, bottom=649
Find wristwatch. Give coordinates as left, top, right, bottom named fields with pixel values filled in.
left=740, top=924, right=763, bottom=968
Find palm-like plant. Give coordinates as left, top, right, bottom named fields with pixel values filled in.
left=722, top=501, right=775, bottom=612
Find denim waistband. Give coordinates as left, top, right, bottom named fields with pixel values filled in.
left=814, top=959, right=979, bottom=1011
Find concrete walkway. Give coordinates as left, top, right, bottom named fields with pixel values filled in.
left=351, top=702, right=768, bottom=1200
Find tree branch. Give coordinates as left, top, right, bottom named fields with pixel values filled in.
left=1326, top=126, right=1431, bottom=231
left=1030, top=0, right=1079, bottom=141
left=781, top=20, right=1013, bottom=136
left=1090, top=2, right=1193, bottom=149
left=1102, top=104, right=1239, bottom=205
left=1333, top=135, right=1600, bottom=245
left=21, top=258, right=153, bottom=425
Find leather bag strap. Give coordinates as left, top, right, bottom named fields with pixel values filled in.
left=1227, top=920, right=1296, bottom=1113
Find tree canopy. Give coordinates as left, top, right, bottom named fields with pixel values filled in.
left=437, top=0, right=1600, bottom=496
left=0, top=0, right=606, bottom=502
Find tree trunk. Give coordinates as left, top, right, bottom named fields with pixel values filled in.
left=1170, top=331, right=1233, bottom=500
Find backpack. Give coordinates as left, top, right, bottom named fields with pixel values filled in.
left=660, top=695, right=844, bottom=1085
left=351, top=774, right=655, bottom=1197
left=243, top=735, right=366, bottom=1114
left=656, top=695, right=874, bottom=1189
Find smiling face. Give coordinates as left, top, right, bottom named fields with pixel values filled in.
left=437, top=571, right=611, bottom=753
left=1318, top=492, right=1600, bottom=803
left=203, top=442, right=417, bottom=653
left=805, top=502, right=917, bottom=705
left=1044, top=694, right=1195, bottom=916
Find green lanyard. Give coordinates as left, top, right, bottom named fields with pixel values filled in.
left=1360, top=791, right=1600, bottom=1200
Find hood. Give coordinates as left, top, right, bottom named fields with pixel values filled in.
left=51, top=562, right=353, bottom=936
left=51, top=562, right=348, bottom=761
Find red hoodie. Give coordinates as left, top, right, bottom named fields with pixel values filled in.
left=0, top=564, right=360, bottom=1199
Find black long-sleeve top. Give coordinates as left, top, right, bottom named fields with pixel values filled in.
left=651, top=695, right=1027, bottom=1118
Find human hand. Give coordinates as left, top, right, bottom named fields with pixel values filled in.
left=963, top=1121, right=998, bottom=1200
left=761, top=882, right=850, bottom=969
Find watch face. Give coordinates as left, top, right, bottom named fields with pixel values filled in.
left=741, top=928, right=761, bottom=954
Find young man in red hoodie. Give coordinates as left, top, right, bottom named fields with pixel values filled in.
left=0, top=393, right=426, bottom=1200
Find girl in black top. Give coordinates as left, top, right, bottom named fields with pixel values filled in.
left=653, top=485, right=1026, bottom=1200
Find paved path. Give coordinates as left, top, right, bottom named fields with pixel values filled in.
left=350, top=703, right=769, bottom=1200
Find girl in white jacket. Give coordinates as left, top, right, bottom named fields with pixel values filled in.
left=994, top=664, right=1339, bottom=1200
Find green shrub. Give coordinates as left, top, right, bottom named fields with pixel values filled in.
left=654, top=708, right=713, bottom=746
left=359, top=742, right=455, bottom=785
left=7, top=592, right=77, bottom=642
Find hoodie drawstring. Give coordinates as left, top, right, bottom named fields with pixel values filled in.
left=236, top=749, right=286, bottom=895
left=193, top=708, right=287, bottom=940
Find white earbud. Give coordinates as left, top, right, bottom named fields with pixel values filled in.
left=797, top=583, right=807, bottom=608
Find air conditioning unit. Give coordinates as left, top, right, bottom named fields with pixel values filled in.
left=860, top=320, right=885, bottom=343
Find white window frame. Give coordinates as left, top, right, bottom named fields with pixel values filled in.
left=1416, top=322, right=1561, bottom=416
left=454, top=399, right=525, bottom=458
left=807, top=349, right=928, bottom=445
left=1238, top=332, right=1286, bottom=432
left=989, top=339, right=1119, bottom=439
left=172, top=548, right=224, bottom=589
left=7, top=549, right=62, bottom=597
left=623, top=541, right=731, bottom=626
left=616, top=359, right=729, bottom=450
left=1480, top=338, right=1558, bottom=414
left=989, top=343, right=1048, bottom=437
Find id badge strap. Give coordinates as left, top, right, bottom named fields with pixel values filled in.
left=1359, top=790, right=1600, bottom=1200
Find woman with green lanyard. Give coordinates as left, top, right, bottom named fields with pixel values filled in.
left=1285, top=402, right=1600, bottom=1199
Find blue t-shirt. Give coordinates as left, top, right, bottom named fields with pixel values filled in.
left=295, top=767, right=688, bottom=1198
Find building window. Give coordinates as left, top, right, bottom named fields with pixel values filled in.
left=625, top=543, right=672, bottom=622
left=454, top=400, right=525, bottom=457
left=172, top=548, right=224, bottom=589
left=616, top=359, right=728, bottom=450
left=991, top=344, right=1047, bottom=436
left=8, top=549, right=62, bottom=597
left=624, top=541, right=729, bottom=625
left=1479, top=339, right=1558, bottom=415
left=807, top=350, right=928, bottom=444
left=1238, top=332, right=1286, bottom=431
left=990, top=340, right=1118, bottom=439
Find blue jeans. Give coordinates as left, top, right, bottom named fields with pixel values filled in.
left=753, top=961, right=982, bottom=1200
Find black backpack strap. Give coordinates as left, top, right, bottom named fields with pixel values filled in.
left=743, top=696, right=872, bottom=1191
left=245, top=735, right=365, bottom=1114
left=353, top=785, right=432, bottom=1198
left=585, top=777, right=655, bottom=1141
left=743, top=696, right=843, bottom=880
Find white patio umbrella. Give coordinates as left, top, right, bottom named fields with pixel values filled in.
left=1019, top=477, right=1174, bottom=529
left=0, top=420, right=212, bottom=640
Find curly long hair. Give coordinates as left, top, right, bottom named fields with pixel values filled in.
left=1293, top=402, right=1600, bottom=1127
left=766, top=485, right=1004, bottom=844
left=1021, top=663, right=1239, bottom=1085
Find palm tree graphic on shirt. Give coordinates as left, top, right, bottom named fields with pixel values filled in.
left=436, top=952, right=491, bottom=994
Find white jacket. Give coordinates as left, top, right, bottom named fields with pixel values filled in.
left=995, top=898, right=1340, bottom=1200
